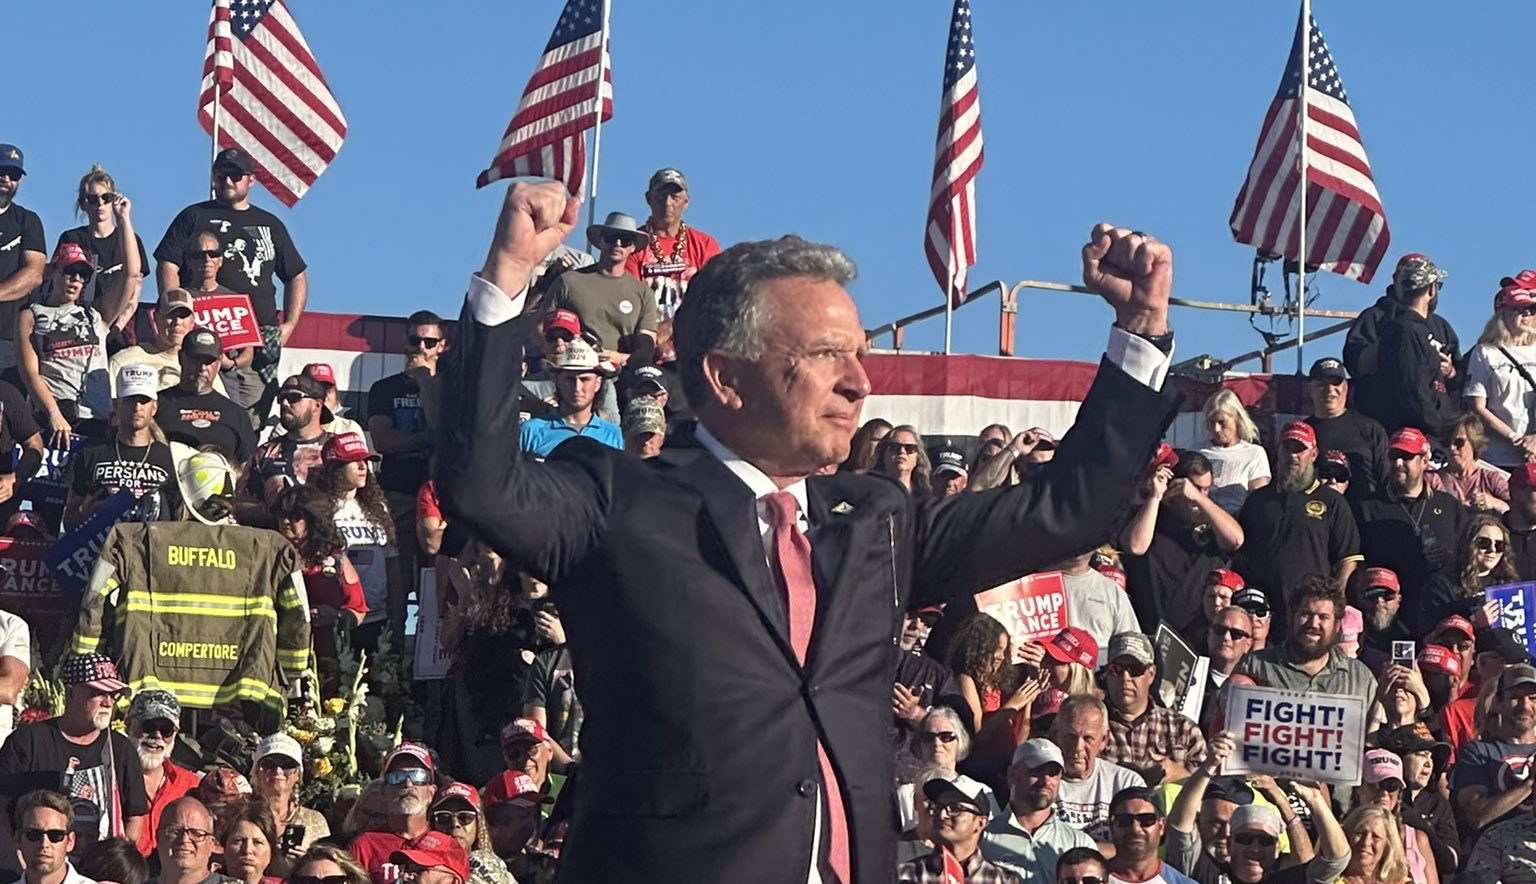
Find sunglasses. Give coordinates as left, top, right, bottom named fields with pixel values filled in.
left=1450, top=438, right=1469, bottom=448
left=20, top=828, right=68, bottom=844
left=1060, top=878, right=1104, bottom=884
left=917, top=731, right=959, bottom=744
left=891, top=443, right=920, bottom=455
left=214, top=169, right=248, bottom=182
left=384, top=768, right=433, bottom=787
left=189, top=249, right=222, bottom=260
left=278, top=391, right=316, bottom=404
left=1232, top=831, right=1278, bottom=847
left=1519, top=306, right=1536, bottom=318
left=0, top=169, right=21, bottom=182
left=81, top=193, right=117, bottom=206
left=138, top=719, right=176, bottom=738
left=1375, top=780, right=1403, bottom=793
left=602, top=233, right=637, bottom=247
left=292, top=877, right=350, bottom=884
left=431, top=810, right=477, bottom=829
left=1476, top=537, right=1508, bottom=553
left=1388, top=451, right=1423, bottom=462
left=1111, top=812, right=1160, bottom=829
left=544, top=330, right=574, bottom=343
left=259, top=756, right=300, bottom=773
left=407, top=334, right=441, bottom=349
left=1209, top=625, right=1253, bottom=641
left=1108, top=661, right=1151, bottom=678
left=61, top=268, right=92, bottom=281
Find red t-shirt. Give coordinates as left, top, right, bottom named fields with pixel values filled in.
left=1438, top=696, right=1478, bottom=762
left=417, top=480, right=442, bottom=523
left=350, top=831, right=410, bottom=884
left=624, top=226, right=722, bottom=319
left=305, top=555, right=366, bottom=662
left=137, top=761, right=199, bottom=856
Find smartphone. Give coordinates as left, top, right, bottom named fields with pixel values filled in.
left=280, top=824, right=305, bottom=853
left=1392, top=641, right=1416, bottom=665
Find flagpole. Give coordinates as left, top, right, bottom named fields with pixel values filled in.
left=210, top=81, right=222, bottom=200
left=585, top=0, right=612, bottom=236
left=944, top=283, right=954, bottom=354
left=1295, top=0, right=1310, bottom=374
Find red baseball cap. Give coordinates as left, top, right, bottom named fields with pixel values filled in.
left=1419, top=643, right=1462, bottom=679
left=303, top=362, right=338, bottom=387
left=431, top=781, right=481, bottom=810
left=390, top=830, right=470, bottom=884
left=1324, top=450, right=1350, bottom=470
left=322, top=431, right=380, bottom=464
left=1041, top=626, right=1098, bottom=670
left=1206, top=568, right=1245, bottom=592
left=1149, top=442, right=1179, bottom=472
left=1496, top=270, right=1536, bottom=310
left=51, top=241, right=93, bottom=273
left=1387, top=427, right=1429, bottom=457
left=542, top=309, right=581, bottom=339
left=1432, top=615, right=1475, bottom=642
left=1279, top=420, right=1316, bottom=450
left=1514, top=464, right=1536, bottom=490
left=383, top=742, right=435, bottom=774
left=1360, top=567, right=1400, bottom=596
left=1095, top=563, right=1127, bottom=591
left=482, top=770, right=554, bottom=810
left=499, top=717, right=546, bottom=749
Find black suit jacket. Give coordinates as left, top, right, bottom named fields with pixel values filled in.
left=437, top=307, right=1178, bottom=884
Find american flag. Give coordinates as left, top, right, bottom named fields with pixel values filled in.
left=477, top=0, right=612, bottom=195
left=1229, top=13, right=1389, bottom=283
left=924, top=0, right=984, bottom=307
left=198, top=0, right=348, bottom=208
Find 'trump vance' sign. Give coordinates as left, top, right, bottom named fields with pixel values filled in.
left=974, top=571, right=1069, bottom=660
left=1222, top=684, right=1367, bottom=785
left=191, top=293, right=263, bottom=349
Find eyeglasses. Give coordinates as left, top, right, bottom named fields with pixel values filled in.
left=189, top=249, right=222, bottom=260
left=258, top=756, right=300, bottom=773
left=1450, top=438, right=1469, bottom=448
left=292, top=876, right=350, bottom=884
left=891, top=443, right=920, bottom=455
left=138, top=719, right=176, bottom=738
left=1232, top=831, right=1278, bottom=847
left=19, top=828, right=68, bottom=844
left=406, top=334, right=442, bottom=349
left=81, top=193, right=117, bottom=206
left=431, top=810, right=477, bottom=829
left=1107, top=661, right=1152, bottom=678
left=1111, top=812, right=1161, bottom=829
left=163, top=826, right=213, bottom=844
left=930, top=803, right=983, bottom=819
left=384, top=768, right=433, bottom=787
left=1209, top=625, right=1253, bottom=641
left=917, top=731, right=959, bottom=744
left=1476, top=537, right=1508, bottom=553
left=602, top=233, right=637, bottom=247
left=278, top=391, right=315, bottom=404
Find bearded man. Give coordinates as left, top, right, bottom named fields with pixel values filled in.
left=126, top=689, right=197, bottom=856
left=1237, top=575, right=1378, bottom=698
left=1231, top=420, right=1362, bottom=625
left=349, top=743, right=439, bottom=884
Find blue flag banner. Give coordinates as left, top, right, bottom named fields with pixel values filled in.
left=44, top=490, right=139, bottom=598
left=17, top=435, right=83, bottom=509
left=1487, top=582, right=1536, bottom=654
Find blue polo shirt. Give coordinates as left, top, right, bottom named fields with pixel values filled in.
left=520, top=413, right=623, bottom=457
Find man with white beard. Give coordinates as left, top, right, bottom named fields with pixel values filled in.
left=126, top=689, right=196, bottom=857
left=0, top=654, right=147, bottom=862
left=349, top=743, right=440, bottom=884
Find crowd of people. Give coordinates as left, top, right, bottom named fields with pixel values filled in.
left=1, top=136, right=1536, bottom=884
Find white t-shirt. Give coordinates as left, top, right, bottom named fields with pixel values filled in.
left=0, top=610, right=30, bottom=749
left=333, top=496, right=397, bottom=625
left=1466, top=341, right=1536, bottom=466
left=28, top=302, right=110, bottom=418
left=1055, top=758, right=1147, bottom=842
left=1199, top=441, right=1270, bottom=514
left=1061, top=569, right=1141, bottom=660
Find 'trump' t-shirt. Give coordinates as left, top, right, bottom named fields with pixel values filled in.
left=28, top=302, right=110, bottom=418
left=0, top=719, right=149, bottom=840
left=155, top=386, right=257, bottom=462
left=1466, top=341, right=1536, bottom=466
left=1054, top=758, right=1147, bottom=842
left=153, top=200, right=305, bottom=325
left=333, top=496, right=396, bottom=625
left=366, top=372, right=428, bottom=496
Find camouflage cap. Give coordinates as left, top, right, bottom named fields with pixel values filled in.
left=1392, top=253, right=1447, bottom=295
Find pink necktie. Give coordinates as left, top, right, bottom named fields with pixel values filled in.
left=762, top=491, right=851, bottom=884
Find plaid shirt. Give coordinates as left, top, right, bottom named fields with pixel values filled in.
left=1104, top=704, right=1207, bottom=773
left=897, top=847, right=1025, bottom=884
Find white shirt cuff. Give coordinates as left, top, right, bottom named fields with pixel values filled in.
left=465, top=273, right=529, bottom=326
left=1106, top=327, right=1173, bottom=391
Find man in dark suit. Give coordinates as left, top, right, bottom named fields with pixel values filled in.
left=436, top=181, right=1180, bottom=884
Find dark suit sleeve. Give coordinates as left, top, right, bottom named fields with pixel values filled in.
left=906, top=358, right=1179, bottom=603
left=435, top=288, right=607, bottom=580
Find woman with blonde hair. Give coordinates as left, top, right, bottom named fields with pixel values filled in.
left=55, top=165, right=148, bottom=346
left=1465, top=276, right=1536, bottom=468
left=288, top=843, right=372, bottom=884
left=1428, top=413, right=1510, bottom=513
left=874, top=424, right=932, bottom=495
left=1339, top=803, right=1412, bottom=884
left=1197, top=389, right=1269, bottom=514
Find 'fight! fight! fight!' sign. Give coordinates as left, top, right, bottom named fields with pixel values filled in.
left=1222, top=684, right=1368, bottom=785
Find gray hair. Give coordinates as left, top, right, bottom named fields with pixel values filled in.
left=911, top=706, right=972, bottom=761
left=673, top=236, right=857, bottom=406
left=1056, top=694, right=1110, bottom=733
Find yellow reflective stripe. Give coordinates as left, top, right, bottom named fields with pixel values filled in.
left=122, top=590, right=277, bottom=621
left=276, top=649, right=309, bottom=667
left=71, top=634, right=101, bottom=654
left=96, top=576, right=119, bottom=598
left=130, top=675, right=283, bottom=709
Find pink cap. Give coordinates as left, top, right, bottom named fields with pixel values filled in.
left=1363, top=748, right=1405, bottom=786
left=1341, top=606, right=1363, bottom=643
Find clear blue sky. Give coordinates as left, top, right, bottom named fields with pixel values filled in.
left=7, top=1, right=1532, bottom=371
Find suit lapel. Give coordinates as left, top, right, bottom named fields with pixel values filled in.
left=805, top=477, right=879, bottom=645
left=664, top=448, right=797, bottom=664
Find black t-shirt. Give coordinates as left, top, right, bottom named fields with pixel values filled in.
left=0, top=720, right=149, bottom=838
left=1233, top=482, right=1361, bottom=624
left=1123, top=512, right=1227, bottom=644
left=0, top=378, right=39, bottom=471
left=0, top=203, right=46, bottom=340
left=65, top=438, right=179, bottom=521
left=1305, top=409, right=1390, bottom=497
left=1354, top=488, right=1467, bottom=608
left=367, top=371, right=429, bottom=495
left=1507, top=516, right=1536, bottom=580
left=55, top=225, right=149, bottom=309
left=156, top=386, right=258, bottom=462
left=153, top=200, right=305, bottom=325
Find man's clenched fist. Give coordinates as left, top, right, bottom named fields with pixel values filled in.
left=1081, top=223, right=1173, bottom=337
left=482, top=180, right=582, bottom=296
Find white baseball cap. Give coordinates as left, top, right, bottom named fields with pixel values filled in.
left=116, top=363, right=159, bottom=400
left=253, top=732, right=303, bottom=767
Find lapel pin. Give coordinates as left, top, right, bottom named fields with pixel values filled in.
left=831, top=501, right=854, bottom=514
